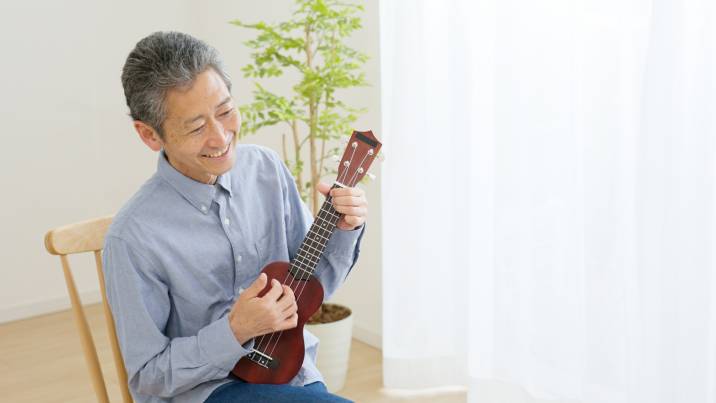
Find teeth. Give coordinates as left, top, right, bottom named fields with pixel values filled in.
left=203, top=144, right=229, bottom=158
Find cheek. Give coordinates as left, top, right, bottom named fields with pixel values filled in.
left=224, top=114, right=240, bottom=133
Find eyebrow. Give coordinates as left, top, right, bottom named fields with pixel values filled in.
left=182, top=96, right=233, bottom=128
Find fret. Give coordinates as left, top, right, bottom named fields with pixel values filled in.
left=292, top=259, right=312, bottom=271
left=293, top=254, right=313, bottom=267
left=289, top=258, right=314, bottom=280
left=297, top=245, right=321, bottom=264
left=289, top=188, right=343, bottom=278
left=301, top=244, right=324, bottom=260
left=308, top=228, right=330, bottom=242
left=304, top=236, right=327, bottom=250
left=320, top=208, right=340, bottom=221
left=299, top=248, right=322, bottom=263
left=290, top=264, right=313, bottom=277
left=294, top=254, right=315, bottom=268
left=311, top=227, right=331, bottom=240
left=301, top=237, right=326, bottom=254
left=318, top=211, right=337, bottom=221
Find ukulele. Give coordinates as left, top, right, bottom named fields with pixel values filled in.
left=232, top=129, right=382, bottom=384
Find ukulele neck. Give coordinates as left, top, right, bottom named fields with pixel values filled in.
left=289, top=183, right=343, bottom=280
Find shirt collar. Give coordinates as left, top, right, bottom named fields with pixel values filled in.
left=156, top=151, right=233, bottom=214
left=216, top=168, right=233, bottom=198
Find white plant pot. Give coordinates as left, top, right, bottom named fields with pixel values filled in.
left=305, top=308, right=353, bottom=392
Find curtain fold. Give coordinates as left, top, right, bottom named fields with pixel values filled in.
left=380, top=1, right=716, bottom=402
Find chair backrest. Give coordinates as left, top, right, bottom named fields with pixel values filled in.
left=44, top=215, right=133, bottom=403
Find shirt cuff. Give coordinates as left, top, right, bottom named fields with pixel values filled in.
left=328, top=223, right=364, bottom=258
left=197, top=315, right=254, bottom=373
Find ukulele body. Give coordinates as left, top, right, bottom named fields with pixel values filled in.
left=231, top=261, right=324, bottom=384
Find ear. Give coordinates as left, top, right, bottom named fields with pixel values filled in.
left=133, top=121, right=163, bottom=152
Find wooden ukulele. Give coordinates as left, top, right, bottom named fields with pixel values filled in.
left=232, top=129, right=382, bottom=384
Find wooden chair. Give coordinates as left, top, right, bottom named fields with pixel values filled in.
left=44, top=216, right=133, bottom=403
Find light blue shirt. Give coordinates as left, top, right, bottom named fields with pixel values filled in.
left=102, top=144, right=364, bottom=403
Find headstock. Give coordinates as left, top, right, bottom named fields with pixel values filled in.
left=335, top=130, right=382, bottom=188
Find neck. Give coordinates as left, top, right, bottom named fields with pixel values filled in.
left=164, top=152, right=218, bottom=184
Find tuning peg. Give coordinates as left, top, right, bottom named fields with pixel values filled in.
left=340, top=137, right=349, bottom=145
left=367, top=173, right=376, bottom=181
left=331, top=154, right=340, bottom=162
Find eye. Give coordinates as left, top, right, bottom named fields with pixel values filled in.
left=220, top=109, right=233, bottom=117
left=190, top=125, right=205, bottom=134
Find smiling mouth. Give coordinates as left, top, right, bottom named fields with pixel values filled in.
left=202, top=143, right=230, bottom=159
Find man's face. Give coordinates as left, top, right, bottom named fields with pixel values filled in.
left=159, top=68, right=240, bottom=184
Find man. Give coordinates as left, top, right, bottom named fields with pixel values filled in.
left=103, top=31, right=366, bottom=403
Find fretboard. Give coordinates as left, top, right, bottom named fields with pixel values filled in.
left=289, top=184, right=342, bottom=280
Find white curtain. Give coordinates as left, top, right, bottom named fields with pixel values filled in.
left=380, top=1, right=716, bottom=402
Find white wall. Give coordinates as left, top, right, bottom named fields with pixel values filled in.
left=0, top=0, right=382, bottom=348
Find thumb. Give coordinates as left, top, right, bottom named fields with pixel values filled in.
left=316, top=181, right=331, bottom=197
left=244, top=272, right=268, bottom=298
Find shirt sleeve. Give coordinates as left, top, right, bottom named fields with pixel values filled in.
left=102, top=235, right=254, bottom=398
left=273, top=150, right=365, bottom=301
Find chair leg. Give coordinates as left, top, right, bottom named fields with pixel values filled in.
left=61, top=254, right=110, bottom=403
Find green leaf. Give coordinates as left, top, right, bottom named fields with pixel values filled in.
left=231, top=0, right=369, bottom=213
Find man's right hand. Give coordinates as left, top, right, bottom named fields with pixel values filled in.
left=228, top=272, right=299, bottom=345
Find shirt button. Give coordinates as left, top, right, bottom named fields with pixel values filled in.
left=224, top=217, right=230, bottom=226
left=236, top=255, right=242, bottom=264
left=200, top=205, right=207, bottom=213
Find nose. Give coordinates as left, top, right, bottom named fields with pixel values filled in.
left=205, top=119, right=227, bottom=147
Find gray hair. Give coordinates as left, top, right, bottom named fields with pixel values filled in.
left=121, top=31, right=232, bottom=138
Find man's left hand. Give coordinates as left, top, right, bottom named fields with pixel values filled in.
left=317, top=182, right=367, bottom=231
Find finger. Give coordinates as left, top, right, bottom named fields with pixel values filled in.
left=262, top=278, right=284, bottom=302
left=282, top=300, right=298, bottom=316
left=277, top=285, right=296, bottom=310
left=316, top=181, right=331, bottom=197
left=331, top=195, right=366, bottom=208
left=330, top=186, right=364, bottom=198
left=280, top=313, right=299, bottom=330
left=333, top=205, right=367, bottom=217
left=279, top=294, right=298, bottom=315
left=243, top=273, right=268, bottom=298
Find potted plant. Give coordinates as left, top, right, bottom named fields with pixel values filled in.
left=230, top=0, right=368, bottom=392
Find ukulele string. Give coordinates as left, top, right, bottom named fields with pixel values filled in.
left=259, top=171, right=349, bottom=354
left=259, top=146, right=360, bottom=356
left=254, top=205, right=333, bottom=354
left=263, top=203, right=342, bottom=357
left=346, top=150, right=372, bottom=187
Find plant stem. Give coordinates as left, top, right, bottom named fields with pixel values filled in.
left=319, top=136, right=326, bottom=182
left=291, top=119, right=303, bottom=193
left=282, top=132, right=288, bottom=166
left=305, top=22, right=320, bottom=215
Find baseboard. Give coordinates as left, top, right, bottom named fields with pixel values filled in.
left=0, top=289, right=102, bottom=324
left=352, top=323, right=382, bottom=349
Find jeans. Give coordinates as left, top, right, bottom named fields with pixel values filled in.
left=204, top=379, right=353, bottom=403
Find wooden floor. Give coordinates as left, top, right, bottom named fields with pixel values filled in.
left=0, top=304, right=465, bottom=402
